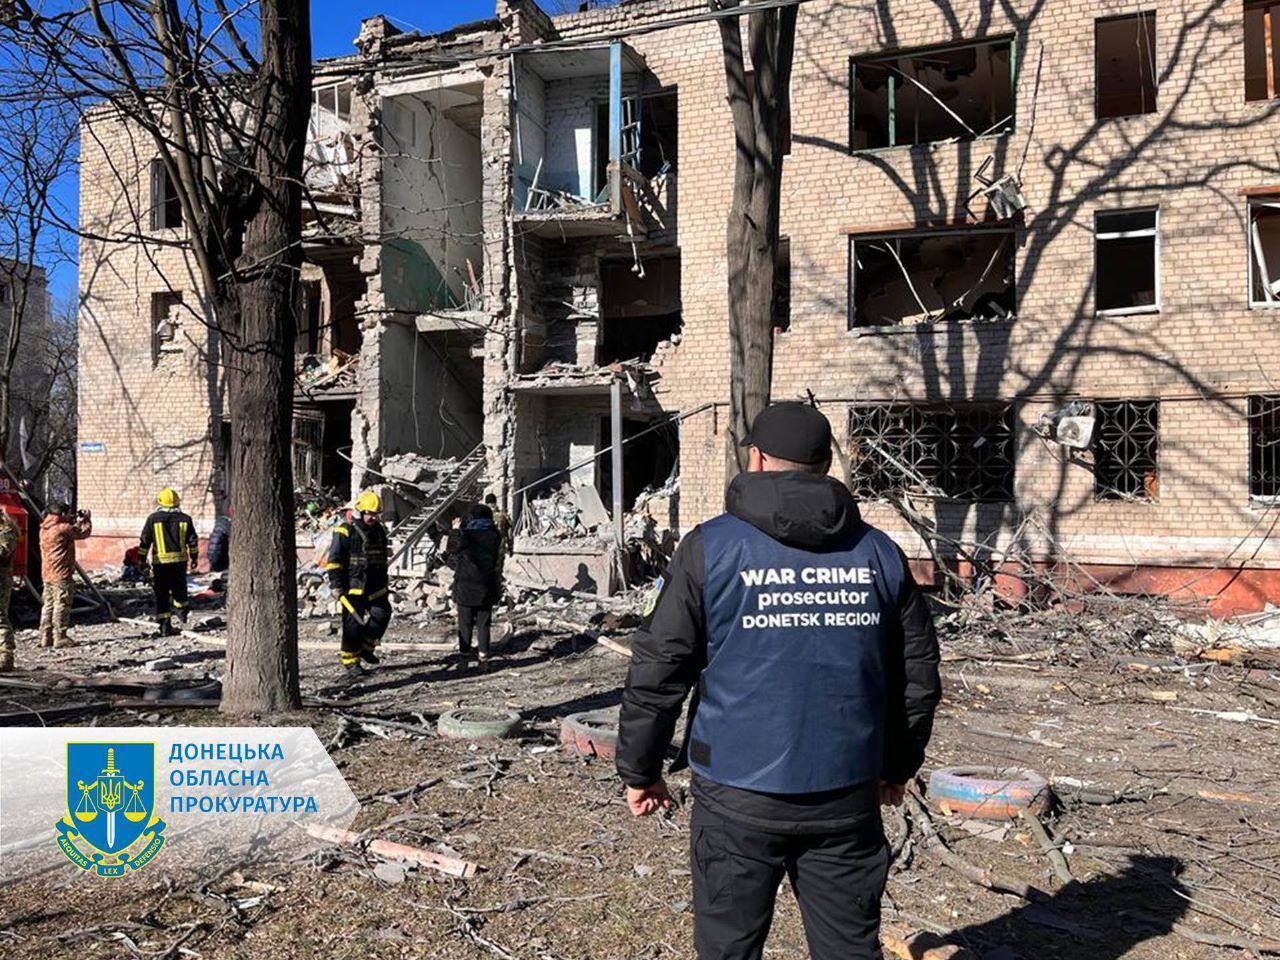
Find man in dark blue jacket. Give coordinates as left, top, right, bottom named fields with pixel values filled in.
left=616, top=402, right=941, bottom=960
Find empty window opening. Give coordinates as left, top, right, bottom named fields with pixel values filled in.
left=1093, top=399, right=1159, bottom=500
left=149, top=159, right=183, bottom=230
left=1246, top=1, right=1280, bottom=101
left=594, top=89, right=678, bottom=197
left=849, top=228, right=1015, bottom=328
left=1249, top=198, right=1280, bottom=305
left=851, top=38, right=1013, bottom=150
left=312, top=82, right=353, bottom=123
left=848, top=404, right=1016, bottom=502
left=150, top=290, right=182, bottom=366
left=599, top=415, right=679, bottom=511
left=292, top=400, right=354, bottom=500
left=774, top=237, right=791, bottom=332
left=598, top=255, right=682, bottom=363
left=1095, top=13, right=1157, bottom=118
left=1250, top=394, right=1280, bottom=501
left=1095, top=208, right=1159, bottom=314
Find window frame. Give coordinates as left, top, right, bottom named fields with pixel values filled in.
left=1093, top=206, right=1161, bottom=317
left=847, top=224, right=1018, bottom=330
left=848, top=35, right=1017, bottom=153
left=148, top=158, right=183, bottom=231
left=1094, top=11, right=1159, bottom=120
left=1247, top=196, right=1280, bottom=307
left=1091, top=398, right=1160, bottom=502
left=1248, top=394, right=1280, bottom=503
left=150, top=290, right=183, bottom=367
left=847, top=402, right=1017, bottom=504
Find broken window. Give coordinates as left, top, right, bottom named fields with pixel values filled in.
left=593, top=89, right=678, bottom=196
left=1249, top=394, right=1280, bottom=500
left=1095, top=208, right=1159, bottom=314
left=599, top=414, right=679, bottom=511
left=1245, top=1, right=1280, bottom=101
left=148, top=159, right=183, bottom=230
left=848, top=404, right=1015, bottom=502
left=851, top=38, right=1014, bottom=150
left=150, top=290, right=182, bottom=366
left=1095, top=13, right=1157, bottom=118
left=312, top=82, right=352, bottom=122
left=774, top=237, right=791, bottom=332
left=598, top=255, right=682, bottom=363
left=1093, top=400, right=1159, bottom=500
left=1248, top=197, right=1280, bottom=305
left=849, top=227, right=1015, bottom=328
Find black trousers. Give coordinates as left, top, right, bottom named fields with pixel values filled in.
left=340, top=594, right=392, bottom=664
left=152, top=562, right=188, bottom=620
left=690, top=802, right=890, bottom=960
left=457, top=604, right=492, bottom=657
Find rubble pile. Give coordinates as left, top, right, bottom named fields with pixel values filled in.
left=517, top=483, right=611, bottom=542
left=295, top=567, right=457, bottom=620
left=296, top=349, right=358, bottom=392
left=379, top=452, right=458, bottom=489
left=296, top=484, right=345, bottom=533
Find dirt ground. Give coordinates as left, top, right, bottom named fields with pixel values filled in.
left=2, top=591, right=1279, bottom=959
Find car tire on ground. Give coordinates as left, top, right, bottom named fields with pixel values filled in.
left=927, top=766, right=1051, bottom=820
left=437, top=706, right=523, bottom=740
left=560, top=709, right=619, bottom=759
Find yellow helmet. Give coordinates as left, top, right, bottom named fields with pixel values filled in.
left=157, top=488, right=180, bottom=508
left=355, top=490, right=381, bottom=513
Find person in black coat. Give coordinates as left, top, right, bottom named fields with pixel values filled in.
left=447, top=503, right=504, bottom=671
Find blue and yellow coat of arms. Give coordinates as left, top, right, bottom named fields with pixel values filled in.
left=55, top=743, right=166, bottom=876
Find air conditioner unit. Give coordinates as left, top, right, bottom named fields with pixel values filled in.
left=983, top=175, right=1028, bottom=220
left=1055, top=415, right=1095, bottom=449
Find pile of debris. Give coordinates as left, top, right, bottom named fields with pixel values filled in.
left=379, top=452, right=458, bottom=489
left=296, top=566, right=459, bottom=621
left=516, top=482, right=612, bottom=542
left=297, top=349, right=358, bottom=392
left=296, top=484, right=346, bottom=534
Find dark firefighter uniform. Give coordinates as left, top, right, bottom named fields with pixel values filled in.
left=140, top=489, right=199, bottom=637
left=616, top=403, right=942, bottom=960
left=325, top=499, right=391, bottom=671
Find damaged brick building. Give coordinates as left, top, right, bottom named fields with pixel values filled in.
left=77, top=0, right=1280, bottom=611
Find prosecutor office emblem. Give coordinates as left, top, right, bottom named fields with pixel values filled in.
left=56, top=743, right=167, bottom=876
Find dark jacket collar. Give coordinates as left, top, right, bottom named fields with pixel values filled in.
left=724, top=471, right=863, bottom=551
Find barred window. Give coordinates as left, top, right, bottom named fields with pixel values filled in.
left=848, top=404, right=1015, bottom=502
left=1250, top=394, right=1280, bottom=501
left=1093, top=400, right=1159, bottom=500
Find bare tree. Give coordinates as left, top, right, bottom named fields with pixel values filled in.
left=10, top=0, right=313, bottom=712
left=716, top=0, right=796, bottom=473
left=0, top=50, right=73, bottom=476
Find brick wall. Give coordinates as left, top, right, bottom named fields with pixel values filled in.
left=544, top=0, right=1280, bottom=574
left=77, top=111, right=219, bottom=542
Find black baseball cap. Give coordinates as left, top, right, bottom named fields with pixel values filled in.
left=740, top=402, right=832, bottom=464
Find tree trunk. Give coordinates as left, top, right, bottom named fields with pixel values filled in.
left=220, top=0, right=310, bottom=714
left=718, top=2, right=797, bottom=477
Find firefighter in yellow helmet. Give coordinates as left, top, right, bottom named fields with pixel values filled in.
left=140, top=488, right=198, bottom=637
left=325, top=489, right=391, bottom=677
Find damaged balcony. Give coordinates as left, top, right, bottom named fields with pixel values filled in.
left=513, top=42, right=676, bottom=238
left=849, top=225, right=1016, bottom=328
left=514, top=251, right=680, bottom=393
left=295, top=244, right=366, bottom=401
left=381, top=69, right=486, bottom=315
left=306, top=80, right=359, bottom=230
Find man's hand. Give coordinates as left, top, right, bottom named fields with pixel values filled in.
left=878, top=780, right=905, bottom=807
left=625, top=779, right=672, bottom=817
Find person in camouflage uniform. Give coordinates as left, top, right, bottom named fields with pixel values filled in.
left=0, top=511, right=19, bottom=672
